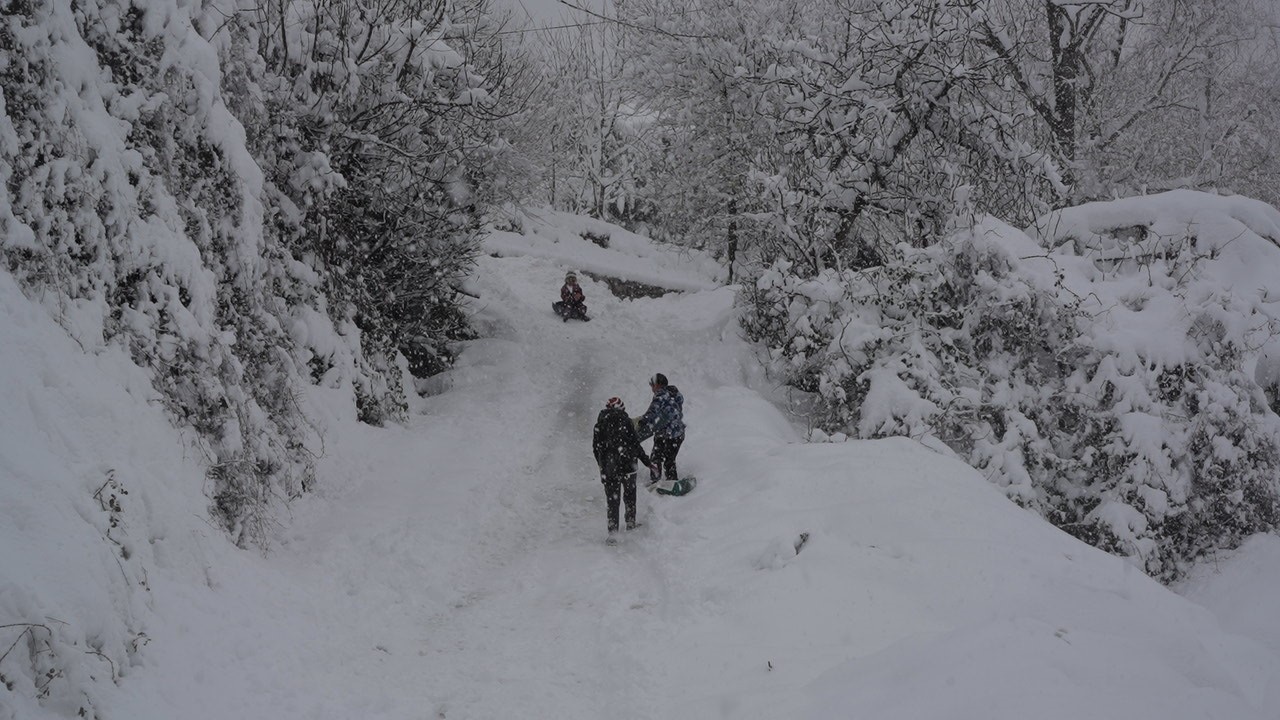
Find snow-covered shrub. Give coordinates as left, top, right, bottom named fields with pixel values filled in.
left=1, top=0, right=512, bottom=537
left=742, top=192, right=1280, bottom=580
left=0, top=0, right=319, bottom=548
left=215, top=0, right=510, bottom=419
left=0, top=0, right=513, bottom=712
left=1028, top=192, right=1280, bottom=576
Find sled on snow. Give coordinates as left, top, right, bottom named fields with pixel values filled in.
left=650, top=476, right=696, bottom=496
left=552, top=300, right=590, bottom=322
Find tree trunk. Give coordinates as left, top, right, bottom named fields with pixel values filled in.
left=726, top=197, right=738, bottom=284
left=1047, top=1, right=1079, bottom=175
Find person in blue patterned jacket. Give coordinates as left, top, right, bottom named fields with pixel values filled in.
left=636, top=372, right=685, bottom=485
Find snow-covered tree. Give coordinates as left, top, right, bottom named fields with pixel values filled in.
left=514, top=16, right=653, bottom=223
left=742, top=0, right=1060, bottom=273
left=615, top=0, right=786, bottom=280
left=968, top=0, right=1280, bottom=203
left=611, top=0, right=1061, bottom=276
left=1085, top=0, right=1280, bottom=206
left=224, top=0, right=517, bottom=415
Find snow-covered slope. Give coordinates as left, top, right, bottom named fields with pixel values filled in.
left=2, top=214, right=1279, bottom=719
left=0, top=271, right=229, bottom=718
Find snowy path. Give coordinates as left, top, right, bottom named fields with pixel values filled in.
left=251, top=252, right=733, bottom=720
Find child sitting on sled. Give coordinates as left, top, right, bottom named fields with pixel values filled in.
left=553, top=272, right=590, bottom=321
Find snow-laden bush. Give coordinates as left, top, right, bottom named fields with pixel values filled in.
left=742, top=191, right=1280, bottom=580
left=1, top=0, right=509, bottom=530
left=0, top=0, right=322, bottom=547
left=1, top=0, right=511, bottom=713
left=0, top=1, right=319, bottom=712
left=215, top=0, right=510, bottom=419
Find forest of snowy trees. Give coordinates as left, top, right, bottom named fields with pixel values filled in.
left=4, top=0, right=1280, bottom=577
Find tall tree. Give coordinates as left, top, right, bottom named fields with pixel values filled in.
left=518, top=15, right=653, bottom=222
left=743, top=0, right=1059, bottom=272
left=618, top=0, right=788, bottom=279
left=1084, top=0, right=1280, bottom=204
left=968, top=0, right=1280, bottom=202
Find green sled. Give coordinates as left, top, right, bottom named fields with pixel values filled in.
left=652, top=476, right=697, bottom=496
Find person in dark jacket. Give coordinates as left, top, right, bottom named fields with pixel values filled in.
left=593, top=396, right=651, bottom=540
left=553, top=272, right=589, bottom=321
left=636, top=373, right=685, bottom=485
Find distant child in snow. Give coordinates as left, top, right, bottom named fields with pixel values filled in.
left=636, top=373, right=685, bottom=486
left=593, top=396, right=651, bottom=542
left=553, top=272, right=589, bottom=321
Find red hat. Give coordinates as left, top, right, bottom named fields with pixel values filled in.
left=605, top=397, right=625, bottom=410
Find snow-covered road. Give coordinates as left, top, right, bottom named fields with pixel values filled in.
left=228, top=242, right=737, bottom=719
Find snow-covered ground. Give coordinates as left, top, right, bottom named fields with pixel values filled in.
left=3, top=214, right=1280, bottom=719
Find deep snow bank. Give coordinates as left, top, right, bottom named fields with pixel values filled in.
left=485, top=208, right=725, bottom=292
left=0, top=271, right=225, bottom=718
left=658, top=386, right=1280, bottom=719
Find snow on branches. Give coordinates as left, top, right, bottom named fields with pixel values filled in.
left=1, top=0, right=514, bottom=710
left=0, top=0, right=513, bottom=543
left=743, top=191, right=1280, bottom=581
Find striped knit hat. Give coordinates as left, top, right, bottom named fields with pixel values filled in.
left=605, top=397, right=625, bottom=410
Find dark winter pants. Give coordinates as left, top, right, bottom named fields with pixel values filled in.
left=603, top=473, right=637, bottom=532
left=650, top=436, right=684, bottom=483
left=553, top=301, right=588, bottom=320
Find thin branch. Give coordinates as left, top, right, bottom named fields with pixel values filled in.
left=555, top=0, right=711, bottom=40
left=0, top=624, right=51, bottom=666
